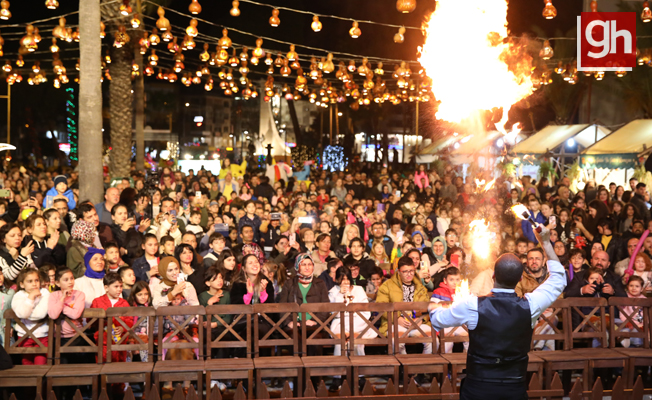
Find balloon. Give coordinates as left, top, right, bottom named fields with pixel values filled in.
left=624, top=229, right=650, bottom=280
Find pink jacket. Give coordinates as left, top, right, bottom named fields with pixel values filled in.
left=414, top=171, right=429, bottom=189
left=623, top=293, right=647, bottom=329
left=48, top=290, right=86, bottom=338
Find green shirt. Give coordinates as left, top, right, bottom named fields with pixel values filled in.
left=298, top=283, right=312, bottom=321
left=198, top=290, right=232, bottom=326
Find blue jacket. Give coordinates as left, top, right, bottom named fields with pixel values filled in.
left=131, top=255, right=151, bottom=283
left=521, top=210, right=547, bottom=243
left=43, top=187, right=76, bottom=210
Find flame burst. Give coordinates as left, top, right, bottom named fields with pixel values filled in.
left=418, top=0, right=533, bottom=132
left=453, top=279, right=473, bottom=303
left=511, top=204, right=530, bottom=220
left=469, top=219, right=493, bottom=259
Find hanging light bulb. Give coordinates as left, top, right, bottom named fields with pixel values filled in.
left=286, top=44, right=298, bottom=62
left=156, top=7, right=170, bottom=31
left=323, top=53, right=334, bottom=73
left=131, top=14, right=141, bottom=29
left=149, top=50, right=158, bottom=66
left=72, top=27, right=80, bottom=42
left=349, top=21, right=361, bottom=38
left=20, top=25, right=38, bottom=52
left=2, top=60, right=11, bottom=73
left=396, top=0, right=416, bottom=13
left=615, top=69, right=627, bottom=77
left=594, top=71, right=605, bottom=80
left=0, top=0, right=11, bottom=20
left=252, top=38, right=265, bottom=60
left=230, top=0, right=240, bottom=17
left=393, top=27, right=406, bottom=43
left=269, top=9, right=280, bottom=27
left=554, top=61, right=565, bottom=74
left=50, top=38, right=59, bottom=53
left=32, top=61, right=40, bottom=73
left=374, top=62, right=384, bottom=76
left=16, top=55, right=23, bottom=67
left=100, top=22, right=106, bottom=39
left=45, top=0, right=58, bottom=9
left=119, top=0, right=132, bottom=16
left=218, top=29, right=231, bottom=49
left=280, top=59, right=291, bottom=76
left=539, top=39, right=554, bottom=60
left=149, top=28, right=160, bottom=46
left=113, top=26, right=130, bottom=48
left=161, top=31, right=173, bottom=42
left=228, top=48, right=239, bottom=67
left=167, top=37, right=179, bottom=53
left=53, top=17, right=69, bottom=40
left=311, top=15, right=322, bottom=32
left=240, top=46, right=248, bottom=61
left=186, top=19, right=198, bottom=37
left=590, top=0, right=598, bottom=12
left=189, top=0, right=202, bottom=14
left=643, top=1, right=652, bottom=22
left=144, top=65, right=154, bottom=76
left=542, top=0, right=557, bottom=19
left=200, top=43, right=210, bottom=62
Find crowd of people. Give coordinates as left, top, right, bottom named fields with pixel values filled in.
left=0, top=160, right=651, bottom=392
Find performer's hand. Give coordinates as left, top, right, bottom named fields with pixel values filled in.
left=534, top=225, right=550, bottom=244
left=428, top=302, right=444, bottom=313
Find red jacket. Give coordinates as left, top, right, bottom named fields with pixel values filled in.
left=431, top=282, right=455, bottom=302
left=90, top=294, right=134, bottom=362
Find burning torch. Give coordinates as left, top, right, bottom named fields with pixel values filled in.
left=511, top=204, right=542, bottom=233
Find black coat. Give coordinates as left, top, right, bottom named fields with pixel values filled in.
left=278, top=276, right=330, bottom=323
left=22, top=235, right=66, bottom=267
left=565, top=268, right=626, bottom=299
left=231, top=279, right=276, bottom=304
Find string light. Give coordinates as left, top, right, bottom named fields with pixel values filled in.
left=396, top=0, right=416, bottom=13
left=230, top=0, right=240, bottom=17
left=643, top=1, right=652, bottom=23
left=188, top=0, right=201, bottom=14
left=156, top=7, right=170, bottom=31
left=349, top=21, right=361, bottom=38
left=542, top=0, right=557, bottom=19
left=394, top=27, right=405, bottom=43
left=269, top=8, right=280, bottom=27
left=45, top=0, right=58, bottom=10
left=311, top=15, right=322, bottom=32
left=539, top=39, right=553, bottom=60
left=0, top=0, right=11, bottom=20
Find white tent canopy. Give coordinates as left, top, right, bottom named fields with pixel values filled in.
left=582, top=119, right=652, bottom=155
left=258, top=98, right=290, bottom=157
left=513, top=124, right=610, bottom=155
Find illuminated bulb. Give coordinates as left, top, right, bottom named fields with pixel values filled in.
left=394, top=27, right=405, bottom=43
left=269, top=9, right=280, bottom=27
left=149, top=28, right=160, bottom=46
left=0, top=0, right=11, bottom=20
left=156, top=7, right=170, bottom=31
left=349, top=21, right=361, bottom=38
left=590, top=0, right=598, bottom=12
left=615, top=69, right=627, bottom=77
left=186, top=19, right=198, bottom=37
left=230, top=0, right=240, bottom=17
left=45, top=0, right=58, bottom=9
left=113, top=26, right=130, bottom=48
left=100, top=22, right=105, bottom=39
left=50, top=38, right=59, bottom=53
left=2, top=60, right=11, bottom=72
left=286, top=44, right=298, bottom=62
left=374, top=62, right=384, bottom=75
left=396, top=0, right=416, bottom=13
left=188, top=0, right=202, bottom=14
left=594, top=71, right=604, bottom=80
left=200, top=43, right=210, bottom=62
left=20, top=25, right=38, bottom=52
left=539, top=39, right=554, bottom=60
left=131, top=14, right=141, bottom=29
left=119, top=0, right=132, bottom=16
left=542, top=0, right=557, bottom=19
left=643, top=1, right=652, bottom=22
left=218, top=29, right=231, bottom=49
left=311, top=15, right=322, bottom=32
left=16, top=55, right=23, bottom=67
left=161, top=31, right=173, bottom=42
left=554, top=61, right=565, bottom=74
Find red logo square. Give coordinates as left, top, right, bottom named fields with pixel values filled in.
left=578, top=12, right=636, bottom=71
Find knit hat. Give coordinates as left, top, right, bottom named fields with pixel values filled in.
left=54, top=175, right=67, bottom=188
left=83, top=247, right=106, bottom=279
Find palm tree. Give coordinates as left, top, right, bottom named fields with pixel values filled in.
left=78, top=0, right=104, bottom=203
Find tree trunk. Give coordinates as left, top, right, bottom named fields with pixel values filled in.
left=109, top=45, right=133, bottom=178
left=78, top=0, right=104, bottom=203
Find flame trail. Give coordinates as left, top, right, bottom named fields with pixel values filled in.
left=418, top=0, right=533, bottom=133
left=453, top=279, right=473, bottom=304
left=469, top=219, right=492, bottom=259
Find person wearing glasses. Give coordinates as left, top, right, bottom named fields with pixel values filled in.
left=376, top=256, right=433, bottom=355
left=429, top=226, right=565, bottom=400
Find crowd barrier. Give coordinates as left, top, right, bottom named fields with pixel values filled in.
left=1, top=297, right=652, bottom=400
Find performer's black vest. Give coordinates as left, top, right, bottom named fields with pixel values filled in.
left=466, top=292, right=533, bottom=382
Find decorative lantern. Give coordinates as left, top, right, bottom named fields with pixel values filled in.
left=0, top=0, right=10, bottom=20
left=239, top=60, right=249, bottom=75
left=230, top=0, right=240, bottom=17
left=347, top=60, right=356, bottom=72
left=269, top=9, right=280, bottom=27
left=100, top=22, right=106, bottom=39
left=113, top=26, right=130, bottom=48
left=50, top=38, right=59, bottom=53
left=643, top=1, right=652, bottom=22
left=16, top=55, right=23, bottom=67
left=161, top=31, right=173, bottom=42
left=167, top=37, right=179, bottom=53
left=186, top=19, right=198, bottom=37
left=349, top=21, right=361, bottom=38
left=240, top=46, right=248, bottom=61
left=274, top=53, right=284, bottom=68
left=156, top=7, right=170, bottom=31
left=149, top=50, right=158, bottom=66
left=218, top=29, right=231, bottom=49
left=253, top=38, right=265, bottom=59
left=358, top=58, right=371, bottom=76
left=322, top=53, right=334, bottom=73
left=119, top=0, right=132, bottom=16
left=590, top=0, right=597, bottom=12
left=542, top=0, right=557, bottom=19
left=21, top=25, right=38, bottom=52
left=72, top=27, right=80, bottom=42
left=200, top=43, right=210, bottom=62
left=182, top=35, right=195, bottom=50
left=311, top=16, right=322, bottom=32
left=396, top=0, right=416, bottom=13
left=280, top=59, right=291, bottom=76
left=45, top=0, right=58, bottom=9
left=53, top=17, right=69, bottom=40
left=264, top=53, right=273, bottom=66
left=539, top=39, right=554, bottom=59
left=2, top=60, right=11, bottom=73
left=189, top=0, right=202, bottom=14
left=554, top=61, right=565, bottom=74
left=228, top=49, right=239, bottom=67
left=287, top=45, right=298, bottom=62
left=144, top=65, right=154, bottom=76
left=374, top=62, right=384, bottom=75
left=131, top=14, right=141, bottom=29
left=148, top=28, right=160, bottom=46
left=394, top=27, right=406, bottom=43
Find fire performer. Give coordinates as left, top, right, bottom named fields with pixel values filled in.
left=428, top=225, right=565, bottom=400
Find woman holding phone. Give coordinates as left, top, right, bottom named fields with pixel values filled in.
left=109, top=203, right=141, bottom=264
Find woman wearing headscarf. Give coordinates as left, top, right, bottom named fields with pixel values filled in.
left=279, top=253, right=330, bottom=330
left=67, top=220, right=97, bottom=278
left=73, top=248, right=107, bottom=307
left=426, top=236, right=449, bottom=276
left=242, top=243, right=266, bottom=266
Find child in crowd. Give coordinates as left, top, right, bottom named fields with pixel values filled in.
left=366, top=267, right=385, bottom=300
left=261, top=261, right=286, bottom=301
left=90, top=272, right=133, bottom=362
left=159, top=235, right=176, bottom=258
left=11, top=269, right=50, bottom=364
left=48, top=267, right=86, bottom=363
left=620, top=275, right=646, bottom=348
left=626, top=253, right=652, bottom=292
left=127, top=281, right=154, bottom=362
left=203, top=233, right=225, bottom=268
left=185, top=210, right=204, bottom=241
left=199, top=266, right=232, bottom=353
left=131, top=234, right=160, bottom=283
left=39, top=264, right=57, bottom=292
left=430, top=267, right=467, bottom=353
left=105, top=242, right=127, bottom=274
left=0, top=269, right=15, bottom=345
left=119, top=266, right=136, bottom=299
